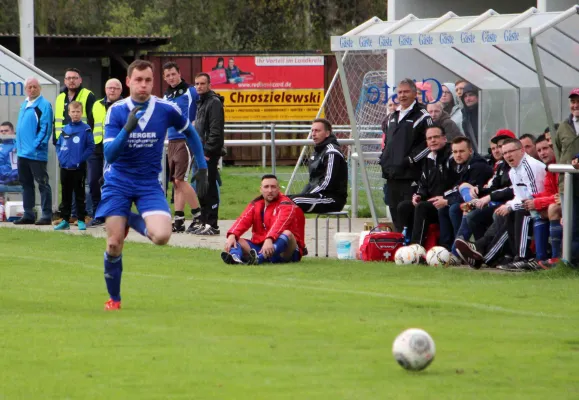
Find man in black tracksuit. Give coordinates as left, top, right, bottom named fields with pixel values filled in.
left=289, top=119, right=348, bottom=213
left=397, top=125, right=454, bottom=245
left=192, top=73, right=225, bottom=235
left=380, top=78, right=434, bottom=232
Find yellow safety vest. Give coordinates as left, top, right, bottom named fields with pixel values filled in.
left=92, top=99, right=106, bottom=145
left=54, top=88, right=92, bottom=139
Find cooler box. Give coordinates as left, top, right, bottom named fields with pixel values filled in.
left=5, top=201, right=24, bottom=221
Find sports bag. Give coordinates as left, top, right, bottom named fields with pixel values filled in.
left=360, top=228, right=405, bottom=262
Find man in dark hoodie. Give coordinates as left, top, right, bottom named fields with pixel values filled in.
left=289, top=119, right=348, bottom=213
left=435, top=136, right=493, bottom=250
left=192, top=72, right=225, bottom=235
left=460, top=83, right=479, bottom=153
left=427, top=102, right=463, bottom=141
left=380, top=78, right=434, bottom=232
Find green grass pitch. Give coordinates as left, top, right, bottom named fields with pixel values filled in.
left=1, top=229, right=578, bottom=399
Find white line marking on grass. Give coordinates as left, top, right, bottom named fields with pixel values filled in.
left=4, top=254, right=568, bottom=320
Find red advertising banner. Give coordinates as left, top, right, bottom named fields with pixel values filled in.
left=201, top=56, right=325, bottom=121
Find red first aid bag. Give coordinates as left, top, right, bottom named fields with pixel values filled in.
left=360, top=229, right=405, bottom=262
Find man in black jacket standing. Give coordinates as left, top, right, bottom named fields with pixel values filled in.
left=289, top=119, right=348, bottom=213
left=192, top=72, right=225, bottom=235
left=380, top=78, right=434, bottom=232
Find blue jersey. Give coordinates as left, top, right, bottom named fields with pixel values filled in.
left=104, top=96, right=189, bottom=181
left=164, top=86, right=198, bottom=141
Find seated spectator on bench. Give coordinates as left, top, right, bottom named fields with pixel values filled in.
left=519, top=133, right=539, bottom=160
left=0, top=122, right=18, bottom=186
left=454, top=129, right=515, bottom=245
left=222, top=174, right=306, bottom=265
left=454, top=138, right=547, bottom=271
left=397, top=125, right=453, bottom=246
left=289, top=118, right=348, bottom=213
left=522, top=134, right=560, bottom=268
left=437, top=136, right=493, bottom=250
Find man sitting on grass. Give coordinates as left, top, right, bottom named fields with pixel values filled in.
left=222, top=174, right=306, bottom=265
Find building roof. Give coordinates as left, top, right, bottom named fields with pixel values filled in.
left=0, top=33, right=171, bottom=57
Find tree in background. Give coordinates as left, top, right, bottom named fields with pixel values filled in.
left=1, top=0, right=387, bottom=52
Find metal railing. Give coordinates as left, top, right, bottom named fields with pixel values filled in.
left=223, top=123, right=382, bottom=173
left=547, top=163, right=577, bottom=264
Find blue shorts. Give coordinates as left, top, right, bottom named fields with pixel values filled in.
left=246, top=241, right=302, bottom=263
left=95, top=174, right=170, bottom=219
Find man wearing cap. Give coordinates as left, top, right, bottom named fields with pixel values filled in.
left=460, top=83, right=480, bottom=153
left=553, top=88, right=579, bottom=265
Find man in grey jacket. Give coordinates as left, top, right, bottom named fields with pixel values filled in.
left=427, top=102, right=463, bottom=141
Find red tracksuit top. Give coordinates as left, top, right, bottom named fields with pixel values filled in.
left=532, top=164, right=559, bottom=211
left=227, top=194, right=306, bottom=250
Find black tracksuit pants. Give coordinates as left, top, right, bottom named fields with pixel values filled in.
left=59, top=166, right=86, bottom=221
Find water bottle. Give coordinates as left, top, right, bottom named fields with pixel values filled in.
left=519, top=185, right=541, bottom=220
left=402, top=226, right=410, bottom=245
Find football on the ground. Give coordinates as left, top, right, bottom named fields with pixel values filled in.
left=394, top=246, right=418, bottom=265
left=408, top=244, right=426, bottom=262
left=426, top=246, right=451, bottom=266
left=392, top=328, right=436, bottom=371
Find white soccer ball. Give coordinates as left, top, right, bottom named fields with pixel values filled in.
left=392, top=328, right=436, bottom=371
left=394, top=246, right=418, bottom=265
left=408, top=244, right=426, bottom=262
left=426, top=246, right=451, bottom=266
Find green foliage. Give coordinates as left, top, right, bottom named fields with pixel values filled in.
left=0, top=0, right=387, bottom=51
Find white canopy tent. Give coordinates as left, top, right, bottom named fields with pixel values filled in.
left=330, top=5, right=579, bottom=224
left=0, top=44, right=60, bottom=210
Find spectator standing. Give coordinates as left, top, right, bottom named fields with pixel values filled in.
left=380, top=78, right=433, bottom=232
left=162, top=62, right=202, bottom=233
left=88, top=78, right=123, bottom=227
left=192, top=73, right=225, bottom=235
left=289, top=119, right=348, bottom=213
left=426, top=102, right=463, bottom=141
left=553, top=88, right=579, bottom=265
left=441, top=82, right=464, bottom=134
left=460, top=83, right=480, bottom=153
left=54, top=68, right=96, bottom=222
left=54, top=101, right=94, bottom=231
left=14, top=77, right=53, bottom=225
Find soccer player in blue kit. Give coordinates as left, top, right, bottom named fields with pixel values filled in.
left=96, top=60, right=208, bottom=310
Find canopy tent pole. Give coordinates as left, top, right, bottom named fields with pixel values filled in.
left=531, top=38, right=556, bottom=136
left=335, top=53, right=378, bottom=225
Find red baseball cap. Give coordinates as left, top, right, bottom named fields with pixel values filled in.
left=569, top=88, right=579, bottom=98
left=490, top=129, right=516, bottom=144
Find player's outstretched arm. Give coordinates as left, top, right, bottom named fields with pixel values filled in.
left=183, top=124, right=207, bottom=169
left=104, top=106, right=143, bottom=163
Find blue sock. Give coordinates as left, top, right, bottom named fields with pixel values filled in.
left=550, top=220, right=562, bottom=259
left=229, top=243, right=243, bottom=259
left=261, top=234, right=291, bottom=264
left=128, top=212, right=148, bottom=238
left=104, top=252, right=123, bottom=301
left=533, top=219, right=549, bottom=261
left=459, top=187, right=473, bottom=202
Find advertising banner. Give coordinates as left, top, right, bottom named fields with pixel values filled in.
left=201, top=56, right=325, bottom=121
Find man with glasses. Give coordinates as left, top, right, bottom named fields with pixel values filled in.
left=53, top=68, right=96, bottom=224
left=88, top=78, right=123, bottom=227
left=455, top=138, right=547, bottom=270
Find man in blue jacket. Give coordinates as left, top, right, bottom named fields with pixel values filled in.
left=54, top=101, right=95, bottom=231
left=162, top=61, right=202, bottom=233
left=14, top=77, right=54, bottom=225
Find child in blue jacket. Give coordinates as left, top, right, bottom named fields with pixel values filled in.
left=55, top=101, right=95, bottom=231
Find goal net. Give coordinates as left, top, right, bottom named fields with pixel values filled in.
left=286, top=52, right=390, bottom=219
